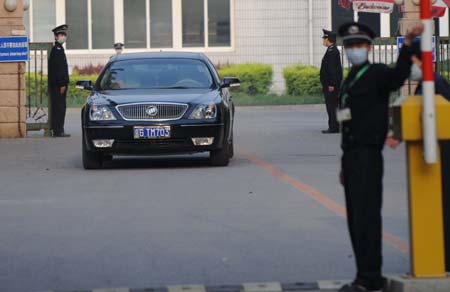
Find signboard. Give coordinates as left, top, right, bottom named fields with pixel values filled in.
left=353, top=0, right=394, bottom=14
left=397, top=36, right=436, bottom=63
left=0, top=36, right=29, bottom=62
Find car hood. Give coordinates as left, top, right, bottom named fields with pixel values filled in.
left=91, top=89, right=220, bottom=105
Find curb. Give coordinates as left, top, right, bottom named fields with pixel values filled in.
left=36, top=280, right=349, bottom=292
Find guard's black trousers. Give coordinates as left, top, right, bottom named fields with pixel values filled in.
left=342, top=146, right=384, bottom=290
left=441, top=141, right=450, bottom=272
left=323, top=88, right=339, bottom=131
left=50, top=86, right=67, bottom=135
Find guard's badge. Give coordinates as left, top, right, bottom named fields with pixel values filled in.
left=348, top=25, right=359, bottom=34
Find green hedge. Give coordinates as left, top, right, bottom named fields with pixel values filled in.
left=283, top=65, right=322, bottom=96
left=218, top=63, right=273, bottom=95
left=26, top=73, right=98, bottom=104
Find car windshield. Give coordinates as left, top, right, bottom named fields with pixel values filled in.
left=98, top=58, right=215, bottom=90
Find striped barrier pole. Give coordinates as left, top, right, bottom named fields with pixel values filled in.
left=421, top=0, right=438, bottom=163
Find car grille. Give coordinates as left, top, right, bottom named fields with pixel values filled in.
left=116, top=103, right=189, bottom=121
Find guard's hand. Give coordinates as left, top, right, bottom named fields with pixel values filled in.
left=385, top=132, right=401, bottom=149
left=328, top=86, right=335, bottom=92
left=60, top=86, right=66, bottom=94
left=405, top=23, right=424, bottom=45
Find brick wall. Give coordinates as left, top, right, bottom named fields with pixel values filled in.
left=0, top=0, right=26, bottom=138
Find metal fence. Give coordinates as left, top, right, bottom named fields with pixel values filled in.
left=338, top=37, right=399, bottom=70
left=337, top=37, right=450, bottom=98
left=437, top=37, right=450, bottom=79
left=26, top=42, right=52, bottom=136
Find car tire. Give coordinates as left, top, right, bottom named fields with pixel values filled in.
left=82, top=136, right=103, bottom=169
left=229, top=136, right=234, bottom=159
left=210, top=141, right=230, bottom=167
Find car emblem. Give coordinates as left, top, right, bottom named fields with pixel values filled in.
left=146, top=106, right=158, bottom=117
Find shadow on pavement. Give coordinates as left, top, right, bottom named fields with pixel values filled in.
left=96, top=154, right=239, bottom=170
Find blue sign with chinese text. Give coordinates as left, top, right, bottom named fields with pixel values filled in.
left=397, top=36, right=436, bottom=62
left=0, top=36, right=29, bottom=62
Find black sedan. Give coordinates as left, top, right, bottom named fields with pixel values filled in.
left=77, top=52, right=240, bottom=169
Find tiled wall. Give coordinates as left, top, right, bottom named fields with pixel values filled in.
left=208, top=0, right=331, bottom=94
left=65, top=0, right=332, bottom=95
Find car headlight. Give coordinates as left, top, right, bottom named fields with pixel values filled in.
left=89, top=105, right=117, bottom=121
left=189, top=104, right=217, bottom=119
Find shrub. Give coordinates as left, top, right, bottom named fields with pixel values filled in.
left=26, top=73, right=98, bottom=105
left=218, top=63, right=273, bottom=95
left=283, top=65, right=322, bottom=96
left=72, top=64, right=104, bottom=75
left=214, top=61, right=231, bottom=71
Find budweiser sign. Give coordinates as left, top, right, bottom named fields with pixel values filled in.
left=352, top=0, right=394, bottom=14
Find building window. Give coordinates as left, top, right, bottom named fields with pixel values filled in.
left=150, top=0, right=173, bottom=48
left=182, top=0, right=205, bottom=47
left=124, top=0, right=147, bottom=48
left=358, top=13, right=380, bottom=37
left=28, top=0, right=233, bottom=51
left=66, top=0, right=88, bottom=49
left=332, top=2, right=354, bottom=33
left=32, top=0, right=56, bottom=42
left=332, top=5, right=380, bottom=37
left=208, top=0, right=230, bottom=47
left=91, top=0, right=115, bottom=49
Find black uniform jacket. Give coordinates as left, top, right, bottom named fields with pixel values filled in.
left=48, top=42, right=69, bottom=88
left=340, top=46, right=412, bottom=150
left=320, top=45, right=343, bottom=89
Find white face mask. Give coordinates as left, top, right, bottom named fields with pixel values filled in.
left=115, top=49, right=123, bottom=54
left=57, top=36, right=66, bottom=45
left=346, top=48, right=369, bottom=66
left=410, top=63, right=423, bottom=81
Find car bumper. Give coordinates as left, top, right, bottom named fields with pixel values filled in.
left=83, top=122, right=226, bottom=155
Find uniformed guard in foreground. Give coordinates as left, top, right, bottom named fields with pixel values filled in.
left=320, top=29, right=342, bottom=134
left=48, top=24, right=70, bottom=137
left=337, top=22, right=422, bottom=292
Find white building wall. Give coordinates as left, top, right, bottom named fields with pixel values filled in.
left=63, top=0, right=332, bottom=95
left=206, top=0, right=329, bottom=94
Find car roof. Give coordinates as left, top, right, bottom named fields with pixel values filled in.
left=110, top=51, right=210, bottom=62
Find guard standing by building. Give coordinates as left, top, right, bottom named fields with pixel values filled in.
left=320, top=29, right=342, bottom=134
left=48, top=24, right=70, bottom=137
left=337, top=22, right=422, bottom=292
left=114, top=42, right=124, bottom=55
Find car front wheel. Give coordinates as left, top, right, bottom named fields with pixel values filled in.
left=82, top=135, right=104, bottom=169
left=229, top=135, right=234, bottom=159
left=210, top=139, right=231, bottom=167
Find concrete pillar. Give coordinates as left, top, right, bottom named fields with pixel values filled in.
left=399, top=1, right=421, bottom=97
left=0, top=0, right=26, bottom=138
left=400, top=0, right=421, bottom=35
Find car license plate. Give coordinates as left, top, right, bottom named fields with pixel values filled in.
left=134, top=126, right=171, bottom=139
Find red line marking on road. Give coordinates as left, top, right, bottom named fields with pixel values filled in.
left=241, top=150, right=409, bottom=254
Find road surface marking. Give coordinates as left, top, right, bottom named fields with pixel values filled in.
left=241, top=151, right=409, bottom=254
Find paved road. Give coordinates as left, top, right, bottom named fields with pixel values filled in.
left=0, top=106, right=409, bottom=292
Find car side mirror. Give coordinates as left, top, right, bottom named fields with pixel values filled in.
left=221, top=77, right=240, bottom=89
left=76, top=80, right=93, bottom=91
